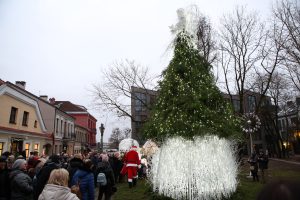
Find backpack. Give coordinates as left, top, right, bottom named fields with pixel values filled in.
left=97, top=172, right=107, bottom=186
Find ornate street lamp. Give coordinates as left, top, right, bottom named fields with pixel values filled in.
left=242, top=113, right=261, bottom=155
left=99, top=123, right=105, bottom=152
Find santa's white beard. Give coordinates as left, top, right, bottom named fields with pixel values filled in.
left=149, top=136, right=238, bottom=200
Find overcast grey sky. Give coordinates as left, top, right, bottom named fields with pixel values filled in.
left=0, top=0, right=273, bottom=142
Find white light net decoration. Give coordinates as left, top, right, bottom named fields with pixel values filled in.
left=150, top=136, right=238, bottom=200
left=119, top=138, right=139, bottom=152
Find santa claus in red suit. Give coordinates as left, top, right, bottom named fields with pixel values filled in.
left=123, top=145, right=141, bottom=188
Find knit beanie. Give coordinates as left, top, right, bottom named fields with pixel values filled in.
left=12, top=159, right=26, bottom=169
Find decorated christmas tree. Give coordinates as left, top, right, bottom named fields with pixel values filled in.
left=144, top=31, right=240, bottom=142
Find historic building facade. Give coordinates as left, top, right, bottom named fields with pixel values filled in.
left=0, top=81, right=51, bottom=157
left=277, top=98, right=300, bottom=154
left=53, top=101, right=97, bottom=150
left=74, top=124, right=88, bottom=154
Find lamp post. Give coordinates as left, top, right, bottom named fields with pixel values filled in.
left=246, top=119, right=253, bottom=155
left=99, top=123, right=105, bottom=152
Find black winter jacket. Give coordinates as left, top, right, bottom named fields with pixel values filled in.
left=96, top=161, right=115, bottom=191
left=33, top=161, right=59, bottom=200
left=0, top=168, right=10, bottom=200
left=67, top=158, right=83, bottom=186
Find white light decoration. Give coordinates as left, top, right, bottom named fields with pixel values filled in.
left=169, top=5, right=203, bottom=47
left=119, top=138, right=139, bottom=152
left=241, top=113, right=261, bottom=134
left=149, top=136, right=238, bottom=200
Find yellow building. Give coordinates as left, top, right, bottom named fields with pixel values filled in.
left=0, top=81, right=51, bottom=158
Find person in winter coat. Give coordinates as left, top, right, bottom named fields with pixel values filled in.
left=258, top=150, right=269, bottom=183
left=32, top=158, right=47, bottom=191
left=97, top=154, right=115, bottom=200
left=71, top=159, right=95, bottom=200
left=9, top=158, right=33, bottom=200
left=67, top=154, right=83, bottom=187
left=124, top=146, right=141, bottom=188
left=112, top=152, right=123, bottom=184
left=38, top=168, right=79, bottom=200
left=248, top=152, right=259, bottom=182
left=0, top=156, right=10, bottom=200
left=33, top=154, right=61, bottom=200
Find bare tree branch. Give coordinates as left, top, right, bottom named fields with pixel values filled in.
left=91, top=59, right=156, bottom=121
left=219, top=6, right=265, bottom=114
left=273, top=0, right=300, bottom=92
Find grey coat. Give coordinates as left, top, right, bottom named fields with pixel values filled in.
left=9, top=169, right=33, bottom=200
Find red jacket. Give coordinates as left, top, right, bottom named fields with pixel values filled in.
left=124, top=150, right=140, bottom=167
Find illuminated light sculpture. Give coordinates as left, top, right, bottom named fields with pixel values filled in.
left=149, top=136, right=238, bottom=200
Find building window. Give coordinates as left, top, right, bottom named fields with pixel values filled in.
left=61, top=120, right=63, bottom=135
left=22, top=111, right=29, bottom=126
left=150, top=95, right=156, bottom=106
left=34, top=144, right=39, bottom=152
left=9, top=107, right=18, bottom=124
left=64, top=121, right=67, bottom=137
left=134, top=93, right=147, bottom=112
left=34, top=120, right=37, bottom=128
left=56, top=118, right=59, bottom=134
left=232, top=99, right=240, bottom=113
left=25, top=143, right=30, bottom=158
left=0, top=142, right=3, bottom=155
left=247, top=95, right=256, bottom=113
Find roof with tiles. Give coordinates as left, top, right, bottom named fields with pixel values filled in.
left=54, top=101, right=88, bottom=112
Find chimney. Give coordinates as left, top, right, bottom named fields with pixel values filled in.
left=40, top=95, right=48, bottom=101
left=49, top=97, right=56, bottom=104
left=15, top=81, right=26, bottom=90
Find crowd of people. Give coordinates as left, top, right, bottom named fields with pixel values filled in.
left=247, top=149, right=269, bottom=183
left=0, top=146, right=149, bottom=200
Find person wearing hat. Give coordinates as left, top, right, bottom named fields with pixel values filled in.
left=9, top=158, right=33, bottom=200
left=33, top=154, right=60, bottom=200
left=0, top=156, right=10, bottom=200
left=123, top=146, right=141, bottom=188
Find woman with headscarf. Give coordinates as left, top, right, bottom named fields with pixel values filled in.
left=9, top=158, right=33, bottom=200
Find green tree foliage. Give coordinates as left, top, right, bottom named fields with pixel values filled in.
left=144, top=32, right=240, bottom=142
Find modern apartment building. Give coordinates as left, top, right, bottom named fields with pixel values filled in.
left=131, top=86, right=274, bottom=155
left=223, top=90, right=274, bottom=154
left=131, top=86, right=157, bottom=142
